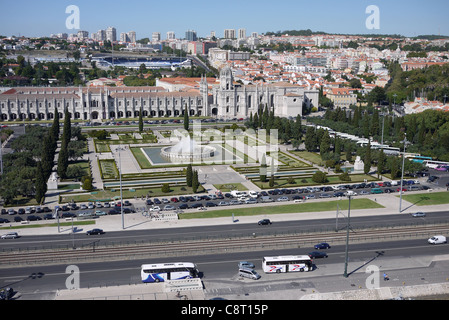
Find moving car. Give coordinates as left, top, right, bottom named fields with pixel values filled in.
left=238, top=261, right=255, bottom=269
left=1, top=232, right=19, bottom=239
left=308, top=251, right=328, bottom=259
left=314, top=242, right=331, bottom=249
left=412, top=212, right=426, bottom=217
left=238, top=268, right=261, bottom=280
left=258, top=219, right=272, bottom=226
left=86, top=229, right=105, bottom=236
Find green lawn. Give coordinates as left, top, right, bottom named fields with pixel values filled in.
left=0, top=220, right=95, bottom=231
left=399, top=191, right=449, bottom=206
left=180, top=198, right=384, bottom=220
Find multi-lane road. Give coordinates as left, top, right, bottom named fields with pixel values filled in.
left=1, top=210, right=449, bottom=300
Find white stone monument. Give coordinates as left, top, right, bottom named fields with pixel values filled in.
left=353, top=156, right=364, bottom=172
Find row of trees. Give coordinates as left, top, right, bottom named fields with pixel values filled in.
left=313, top=106, right=449, bottom=162
left=186, top=164, right=200, bottom=193
left=246, top=105, right=303, bottom=144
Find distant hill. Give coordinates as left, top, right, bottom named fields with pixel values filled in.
left=264, top=29, right=449, bottom=39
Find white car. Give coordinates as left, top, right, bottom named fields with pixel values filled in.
left=1, top=232, right=19, bottom=239
left=149, top=206, right=161, bottom=212
left=249, top=191, right=259, bottom=199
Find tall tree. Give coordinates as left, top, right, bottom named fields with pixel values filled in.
left=57, top=107, right=71, bottom=179
left=320, top=131, right=331, bottom=157
left=192, top=170, right=199, bottom=193
left=304, top=126, right=317, bottom=152
left=35, top=161, right=47, bottom=205
left=186, top=164, right=193, bottom=187
left=139, top=107, right=144, bottom=133
left=184, top=106, right=190, bottom=131
left=364, top=142, right=372, bottom=174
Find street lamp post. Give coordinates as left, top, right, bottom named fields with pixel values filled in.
left=399, top=133, right=407, bottom=213
left=117, top=145, right=125, bottom=230
left=343, top=195, right=352, bottom=278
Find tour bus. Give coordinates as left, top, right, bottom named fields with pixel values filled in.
left=262, top=255, right=313, bottom=273
left=141, top=262, right=199, bottom=283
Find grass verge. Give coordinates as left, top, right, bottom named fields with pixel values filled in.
left=398, top=191, right=449, bottom=206
left=179, top=198, right=384, bottom=219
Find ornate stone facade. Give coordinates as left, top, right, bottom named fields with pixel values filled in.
left=0, top=68, right=318, bottom=121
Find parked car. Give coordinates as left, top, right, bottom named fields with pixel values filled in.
left=277, top=196, right=289, bottom=202
left=61, top=212, right=76, bottom=218
left=308, top=251, right=328, bottom=259
left=27, top=215, right=42, bottom=221
left=86, top=229, right=105, bottom=236
left=314, top=242, right=331, bottom=250
left=258, top=219, right=272, bottom=226
left=43, top=214, right=54, bottom=220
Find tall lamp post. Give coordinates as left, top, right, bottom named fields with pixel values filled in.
left=116, top=145, right=125, bottom=230
left=399, top=133, right=407, bottom=213
left=343, top=195, right=352, bottom=278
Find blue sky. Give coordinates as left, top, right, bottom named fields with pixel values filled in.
left=1, top=0, right=448, bottom=39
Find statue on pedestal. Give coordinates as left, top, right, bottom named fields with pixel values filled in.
left=353, top=156, right=364, bottom=172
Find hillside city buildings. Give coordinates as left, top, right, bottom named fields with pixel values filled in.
left=1, top=28, right=449, bottom=118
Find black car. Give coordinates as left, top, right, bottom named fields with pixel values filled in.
left=17, top=208, right=25, bottom=215
left=146, top=199, right=154, bottom=205
left=258, top=219, right=272, bottom=226
left=27, top=215, right=42, bottom=221
left=205, top=202, right=217, bottom=207
left=43, top=214, right=54, bottom=220
left=108, top=209, right=120, bottom=215
left=178, top=204, right=189, bottom=210
left=0, top=218, right=10, bottom=224
left=308, top=251, right=328, bottom=259
left=14, top=217, right=23, bottom=223
left=86, top=229, right=105, bottom=236
left=61, top=212, right=76, bottom=218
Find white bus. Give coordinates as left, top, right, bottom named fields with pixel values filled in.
left=141, top=262, right=199, bottom=283
left=262, top=255, right=313, bottom=273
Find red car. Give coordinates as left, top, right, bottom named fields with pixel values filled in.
left=170, top=197, right=179, bottom=203
left=397, top=188, right=407, bottom=192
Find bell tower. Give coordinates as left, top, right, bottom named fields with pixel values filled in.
left=220, top=66, right=234, bottom=91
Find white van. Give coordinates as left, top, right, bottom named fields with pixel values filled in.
left=238, top=268, right=261, bottom=280
left=428, top=235, right=447, bottom=244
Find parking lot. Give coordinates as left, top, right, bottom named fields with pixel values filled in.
left=1, top=169, right=447, bottom=226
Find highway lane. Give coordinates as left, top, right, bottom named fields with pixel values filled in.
left=1, top=238, right=448, bottom=300
left=1, top=210, right=448, bottom=251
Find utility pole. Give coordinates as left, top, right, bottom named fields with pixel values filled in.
left=343, top=195, right=352, bottom=278
left=399, top=133, right=407, bottom=213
